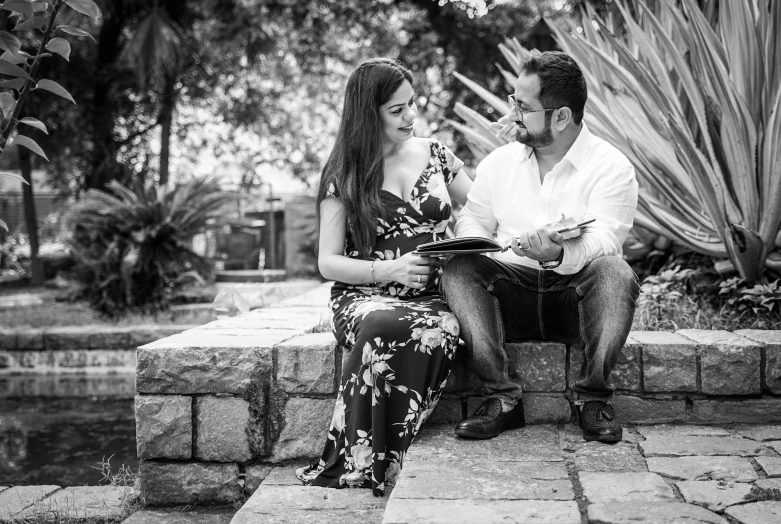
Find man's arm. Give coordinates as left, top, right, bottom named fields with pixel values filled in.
left=455, top=159, right=498, bottom=239
left=558, top=165, right=638, bottom=273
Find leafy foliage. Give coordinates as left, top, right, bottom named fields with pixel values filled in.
left=451, top=0, right=781, bottom=282
left=64, top=177, right=237, bottom=316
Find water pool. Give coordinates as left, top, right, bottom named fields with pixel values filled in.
left=0, top=376, right=138, bottom=486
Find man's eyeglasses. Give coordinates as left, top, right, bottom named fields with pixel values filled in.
left=507, top=95, right=559, bottom=124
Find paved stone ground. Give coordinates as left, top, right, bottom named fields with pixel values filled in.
left=230, top=423, right=781, bottom=524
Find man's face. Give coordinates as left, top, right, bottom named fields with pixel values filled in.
left=512, top=73, right=554, bottom=148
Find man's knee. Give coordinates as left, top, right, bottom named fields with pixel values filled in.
left=584, top=256, right=639, bottom=296
left=442, top=254, right=485, bottom=290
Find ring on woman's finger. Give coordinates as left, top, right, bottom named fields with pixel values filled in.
left=417, top=275, right=421, bottom=283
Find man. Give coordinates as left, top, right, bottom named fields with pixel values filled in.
left=442, top=51, right=639, bottom=443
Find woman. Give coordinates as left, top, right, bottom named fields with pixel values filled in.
left=296, top=58, right=472, bottom=496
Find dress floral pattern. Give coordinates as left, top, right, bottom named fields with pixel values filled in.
left=296, top=139, right=464, bottom=496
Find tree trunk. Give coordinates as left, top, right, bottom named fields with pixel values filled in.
left=19, top=147, right=43, bottom=285
left=158, top=75, right=176, bottom=186
left=88, top=3, right=126, bottom=190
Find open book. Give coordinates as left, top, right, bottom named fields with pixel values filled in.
left=414, top=218, right=595, bottom=256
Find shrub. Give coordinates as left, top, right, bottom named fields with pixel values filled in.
left=64, top=177, right=238, bottom=316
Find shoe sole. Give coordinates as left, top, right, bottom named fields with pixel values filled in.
left=454, top=427, right=499, bottom=439
left=583, top=433, right=622, bottom=443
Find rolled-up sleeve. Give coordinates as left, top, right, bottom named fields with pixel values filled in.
left=558, top=164, right=638, bottom=273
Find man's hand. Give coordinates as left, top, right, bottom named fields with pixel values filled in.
left=511, top=227, right=564, bottom=262
left=489, top=113, right=520, bottom=143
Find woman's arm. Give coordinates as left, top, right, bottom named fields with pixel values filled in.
left=447, top=169, right=472, bottom=208
left=318, top=197, right=432, bottom=288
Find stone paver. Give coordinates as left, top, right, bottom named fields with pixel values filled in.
left=579, top=472, right=675, bottom=503
left=635, top=424, right=730, bottom=438
left=725, top=501, right=781, bottom=524
left=732, top=425, right=781, bottom=441
left=767, top=441, right=781, bottom=455
left=139, top=462, right=241, bottom=505
left=756, top=456, right=781, bottom=477
left=16, top=486, right=131, bottom=521
left=382, top=500, right=580, bottom=524
left=587, top=502, right=727, bottom=524
left=646, top=456, right=758, bottom=482
left=391, top=459, right=573, bottom=500
left=573, top=442, right=647, bottom=472
left=676, top=480, right=753, bottom=511
left=639, top=435, right=771, bottom=456
left=233, top=485, right=386, bottom=524
left=407, top=424, right=563, bottom=463
left=0, top=485, right=60, bottom=520
left=123, top=508, right=235, bottom=524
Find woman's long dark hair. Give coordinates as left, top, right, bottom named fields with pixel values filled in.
left=316, top=58, right=413, bottom=258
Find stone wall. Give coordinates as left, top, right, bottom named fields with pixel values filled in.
left=134, top=282, right=781, bottom=505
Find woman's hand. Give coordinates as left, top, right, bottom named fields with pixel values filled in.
left=384, top=252, right=436, bottom=289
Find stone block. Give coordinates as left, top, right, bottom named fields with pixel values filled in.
left=426, top=398, right=463, bottom=425
left=677, top=481, right=753, bottom=512
left=392, top=459, right=572, bottom=500
left=725, top=501, right=781, bottom=524
left=139, top=461, right=242, bottom=505
left=269, top=397, right=336, bottom=462
left=275, top=333, right=337, bottom=394
left=44, top=326, right=94, bottom=350
left=244, top=464, right=274, bottom=495
left=732, top=425, right=781, bottom=441
left=691, top=398, right=781, bottom=424
left=646, top=456, right=758, bottom=482
left=126, top=325, right=197, bottom=348
left=678, top=329, right=761, bottom=395
left=443, top=350, right=481, bottom=394
left=195, top=307, right=326, bottom=332
left=123, top=509, right=234, bottom=524
left=635, top=425, right=729, bottom=438
left=633, top=331, right=698, bottom=392
left=0, top=485, right=61, bottom=520
left=612, top=395, right=687, bottom=424
left=136, top=333, right=280, bottom=395
left=409, top=424, right=563, bottom=464
left=757, top=457, right=781, bottom=478
left=573, top=442, right=647, bottom=473
left=579, top=472, right=675, bottom=503
left=640, top=435, right=771, bottom=457
left=89, top=328, right=131, bottom=350
left=523, top=394, right=572, bottom=424
left=16, top=328, right=44, bottom=350
left=382, top=499, right=580, bottom=524
left=16, top=486, right=132, bottom=521
left=135, top=395, right=192, bottom=459
left=0, top=329, right=16, bottom=350
left=235, top=485, right=387, bottom=524
left=737, top=330, right=781, bottom=393
left=196, top=396, right=252, bottom=462
left=587, top=502, right=727, bottom=524
left=507, top=341, right=566, bottom=392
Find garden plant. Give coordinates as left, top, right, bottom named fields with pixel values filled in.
left=451, top=0, right=781, bottom=284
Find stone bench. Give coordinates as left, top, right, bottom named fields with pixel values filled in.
left=134, top=282, right=781, bottom=505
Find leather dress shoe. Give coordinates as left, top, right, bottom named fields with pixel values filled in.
left=454, top=398, right=525, bottom=439
left=577, top=400, right=622, bottom=442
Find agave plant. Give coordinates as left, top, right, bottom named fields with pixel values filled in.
left=451, top=0, right=781, bottom=282
left=64, top=177, right=238, bottom=315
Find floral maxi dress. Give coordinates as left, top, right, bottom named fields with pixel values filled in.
left=296, top=139, right=463, bottom=496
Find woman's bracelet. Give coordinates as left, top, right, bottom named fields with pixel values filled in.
left=370, top=260, right=376, bottom=284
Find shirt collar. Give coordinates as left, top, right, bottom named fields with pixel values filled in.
left=518, top=121, right=593, bottom=171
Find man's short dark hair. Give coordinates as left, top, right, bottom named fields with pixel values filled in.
left=521, top=51, right=587, bottom=125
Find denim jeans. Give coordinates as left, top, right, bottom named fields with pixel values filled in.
left=442, top=254, right=639, bottom=409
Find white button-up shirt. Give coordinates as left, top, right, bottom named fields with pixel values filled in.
left=456, top=123, right=638, bottom=275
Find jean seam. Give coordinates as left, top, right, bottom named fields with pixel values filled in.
left=538, top=271, right=546, bottom=340
left=570, top=283, right=589, bottom=401
left=486, top=279, right=523, bottom=402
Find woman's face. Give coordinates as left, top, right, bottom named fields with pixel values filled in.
left=379, top=80, right=417, bottom=147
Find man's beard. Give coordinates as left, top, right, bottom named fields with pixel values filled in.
left=515, top=115, right=554, bottom=148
